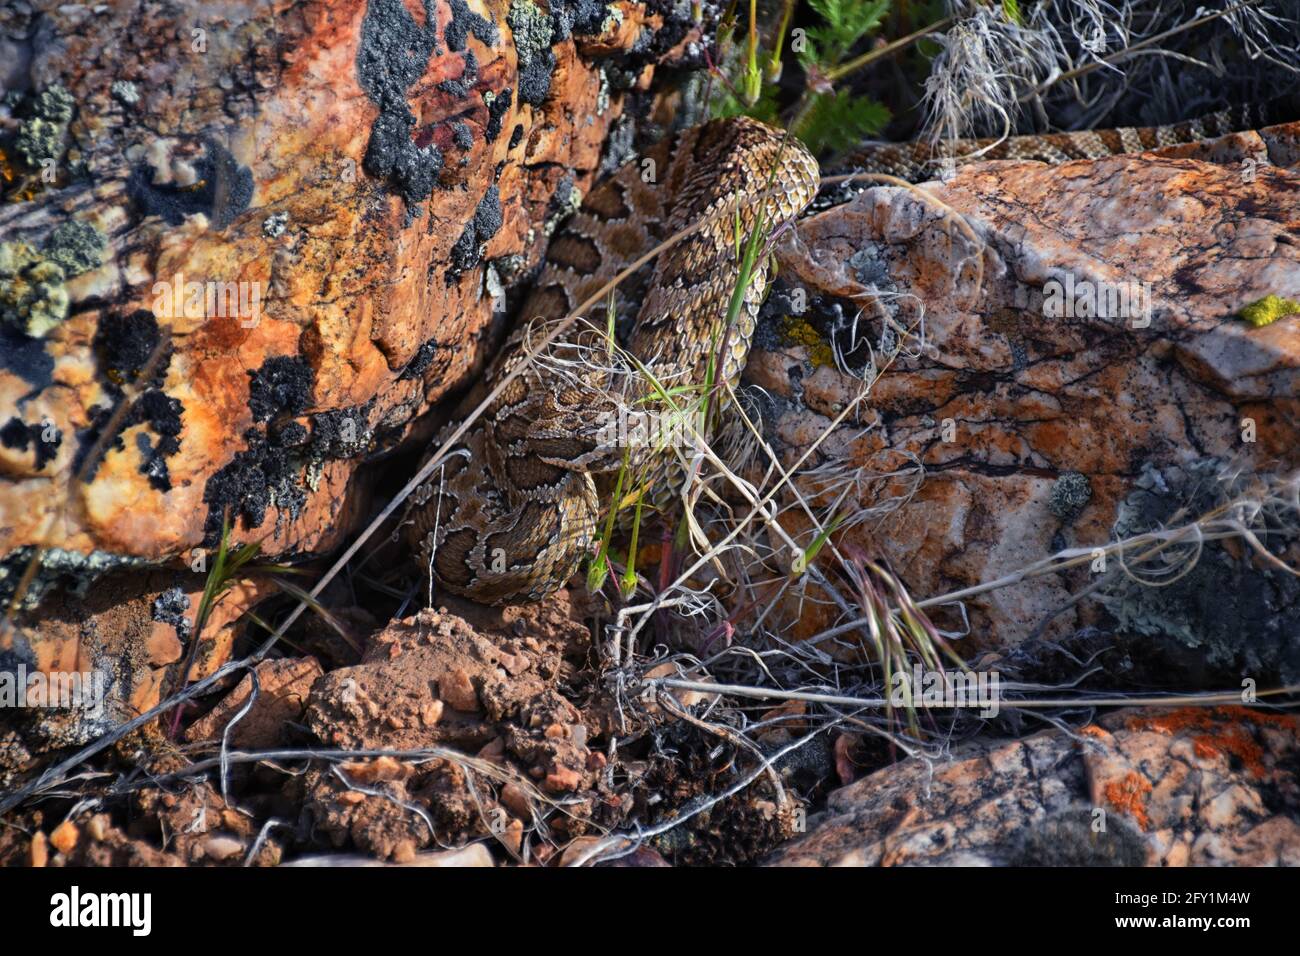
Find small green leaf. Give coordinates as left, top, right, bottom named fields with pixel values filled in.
left=791, top=512, right=847, bottom=576
left=794, top=90, right=891, bottom=155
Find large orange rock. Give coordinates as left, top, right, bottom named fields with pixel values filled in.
left=756, top=123, right=1300, bottom=658
left=0, top=0, right=701, bottom=742
left=0, top=0, right=699, bottom=567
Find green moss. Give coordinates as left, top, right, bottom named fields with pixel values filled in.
left=1238, top=294, right=1300, bottom=328
left=0, top=241, right=69, bottom=338
left=44, top=220, right=105, bottom=278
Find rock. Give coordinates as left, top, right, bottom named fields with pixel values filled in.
left=641, top=661, right=719, bottom=713
left=0, top=569, right=273, bottom=782
left=200, top=834, right=246, bottom=862
left=49, top=819, right=78, bottom=855
left=0, top=0, right=701, bottom=575
left=761, top=121, right=1300, bottom=655
left=765, top=707, right=1300, bottom=866
left=185, top=657, right=324, bottom=749
left=338, top=756, right=412, bottom=784
left=439, top=667, right=479, bottom=713
left=29, top=829, right=48, bottom=867
left=303, top=591, right=601, bottom=858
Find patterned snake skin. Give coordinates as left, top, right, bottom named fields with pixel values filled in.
left=406, top=118, right=820, bottom=604
left=846, top=105, right=1265, bottom=181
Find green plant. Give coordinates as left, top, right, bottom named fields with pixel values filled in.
left=167, top=511, right=338, bottom=737
left=709, top=0, right=895, bottom=155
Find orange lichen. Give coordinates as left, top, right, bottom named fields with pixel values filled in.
left=1103, top=771, right=1153, bottom=831
left=1079, top=724, right=1109, bottom=739
left=1124, top=707, right=1298, bottom=778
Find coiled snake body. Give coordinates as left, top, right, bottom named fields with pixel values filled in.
left=407, top=118, right=821, bottom=604
left=408, top=106, right=1267, bottom=605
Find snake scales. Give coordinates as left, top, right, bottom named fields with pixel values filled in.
left=407, top=107, right=1265, bottom=606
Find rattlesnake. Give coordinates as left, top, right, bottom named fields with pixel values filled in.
left=406, top=117, right=820, bottom=604
left=845, top=105, right=1266, bottom=182
left=407, top=107, right=1267, bottom=606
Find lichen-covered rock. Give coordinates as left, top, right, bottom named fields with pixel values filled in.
left=0, top=0, right=700, bottom=566
left=759, top=121, right=1300, bottom=657
left=766, top=707, right=1300, bottom=866
left=0, top=569, right=273, bottom=785
left=0, top=0, right=701, bottom=721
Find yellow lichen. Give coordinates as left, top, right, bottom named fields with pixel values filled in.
left=1238, top=294, right=1300, bottom=328
left=779, top=314, right=835, bottom=368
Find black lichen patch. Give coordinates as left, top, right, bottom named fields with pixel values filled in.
left=484, top=88, right=513, bottom=143
left=76, top=310, right=184, bottom=486
left=508, top=0, right=557, bottom=106
left=1, top=416, right=60, bottom=471
left=0, top=325, right=55, bottom=390
left=247, top=355, right=314, bottom=423
left=126, top=138, right=253, bottom=229
left=132, top=388, right=184, bottom=491
left=272, top=419, right=310, bottom=448
left=549, top=0, right=615, bottom=38
left=0, top=417, right=29, bottom=449
left=93, top=309, right=169, bottom=387
left=310, top=403, right=375, bottom=460
left=151, top=586, right=193, bottom=643
left=357, top=0, right=444, bottom=207
left=451, top=120, right=474, bottom=150
left=508, top=123, right=525, bottom=150
left=203, top=428, right=307, bottom=537
left=446, top=0, right=499, bottom=51
left=447, top=185, right=503, bottom=277
left=135, top=431, right=170, bottom=491
left=201, top=357, right=377, bottom=541
left=400, top=339, right=441, bottom=380
left=73, top=388, right=183, bottom=489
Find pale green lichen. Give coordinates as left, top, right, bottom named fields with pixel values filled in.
left=43, top=220, right=105, bottom=278
left=507, top=0, right=557, bottom=105
left=14, top=85, right=75, bottom=169
left=601, top=4, right=624, bottom=33
left=1238, top=294, right=1300, bottom=328
left=110, top=80, right=140, bottom=106
left=0, top=241, right=69, bottom=338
